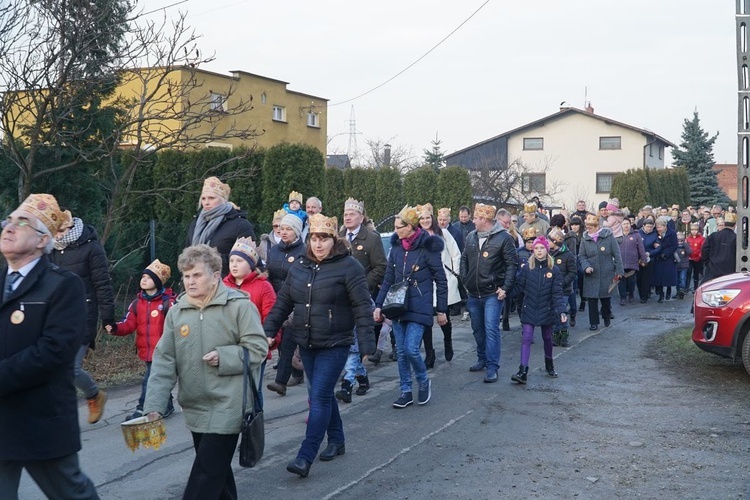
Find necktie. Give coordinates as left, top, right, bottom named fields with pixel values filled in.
left=4, top=271, right=22, bottom=301
left=348, top=232, right=354, bottom=242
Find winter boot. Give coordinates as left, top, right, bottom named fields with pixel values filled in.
left=578, top=301, right=586, bottom=312
left=560, top=329, right=570, bottom=347
left=425, top=349, right=436, bottom=369
left=552, top=330, right=561, bottom=346
left=569, top=314, right=576, bottom=327
left=335, top=380, right=353, bottom=403
left=355, top=375, right=370, bottom=396
left=545, top=357, right=558, bottom=378
left=665, top=288, right=672, bottom=301
left=502, top=317, right=510, bottom=331
left=368, top=349, right=383, bottom=364
left=511, top=365, right=528, bottom=384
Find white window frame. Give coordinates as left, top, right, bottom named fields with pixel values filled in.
left=599, top=136, right=622, bottom=150
left=522, top=173, right=546, bottom=194
left=209, top=92, right=225, bottom=112
left=596, top=172, right=617, bottom=193
left=272, top=105, right=286, bottom=122
left=523, top=137, right=544, bottom=151
left=307, top=111, right=320, bottom=128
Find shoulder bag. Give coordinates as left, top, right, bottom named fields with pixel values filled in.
left=239, top=347, right=264, bottom=468
left=382, top=249, right=423, bottom=320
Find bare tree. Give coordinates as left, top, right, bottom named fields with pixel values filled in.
left=361, top=137, right=420, bottom=172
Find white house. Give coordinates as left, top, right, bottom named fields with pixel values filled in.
left=444, top=105, right=676, bottom=210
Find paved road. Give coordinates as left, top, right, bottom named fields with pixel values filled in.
left=19, top=296, right=750, bottom=499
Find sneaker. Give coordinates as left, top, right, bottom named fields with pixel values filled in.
left=287, top=375, right=304, bottom=387
left=392, top=392, right=413, bottom=408
left=461, top=311, right=469, bottom=321
left=417, top=380, right=431, bottom=405
left=124, top=408, right=143, bottom=422
left=87, top=390, right=107, bottom=424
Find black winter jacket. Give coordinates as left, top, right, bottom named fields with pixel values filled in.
left=550, top=246, right=577, bottom=295
left=49, top=224, right=114, bottom=346
left=263, top=249, right=375, bottom=353
left=460, top=224, right=518, bottom=298
left=186, top=208, right=256, bottom=277
left=266, top=238, right=306, bottom=293
left=516, top=259, right=566, bottom=326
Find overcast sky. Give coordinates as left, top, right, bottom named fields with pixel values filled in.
left=143, top=0, right=736, bottom=165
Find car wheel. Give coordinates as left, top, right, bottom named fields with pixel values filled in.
left=742, top=334, right=750, bottom=376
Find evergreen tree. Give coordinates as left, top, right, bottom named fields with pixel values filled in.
left=672, top=112, right=730, bottom=207
left=403, top=166, right=438, bottom=207
left=435, top=166, right=473, bottom=219
left=372, top=167, right=403, bottom=228
left=423, top=135, right=445, bottom=173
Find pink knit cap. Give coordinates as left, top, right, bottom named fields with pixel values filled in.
left=532, top=235, right=550, bottom=251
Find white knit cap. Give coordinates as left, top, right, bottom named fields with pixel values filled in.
left=280, top=213, right=303, bottom=237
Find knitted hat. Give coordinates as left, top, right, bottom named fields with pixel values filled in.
left=598, top=201, right=608, bottom=210
left=309, top=213, right=338, bottom=236
left=344, top=197, right=365, bottom=214
left=230, top=237, right=260, bottom=269
left=143, top=259, right=171, bottom=290
left=547, top=227, right=564, bottom=244
left=288, top=191, right=303, bottom=204
left=438, top=207, right=451, bottom=218
left=473, top=203, right=496, bottom=219
left=19, top=194, right=65, bottom=234
left=202, top=177, right=230, bottom=201
left=608, top=198, right=620, bottom=208
left=417, top=203, right=434, bottom=218
left=532, top=235, right=550, bottom=251
left=523, top=202, right=537, bottom=214
left=280, top=213, right=303, bottom=237
left=522, top=227, right=538, bottom=241
left=397, top=205, right=420, bottom=227
left=272, top=209, right=286, bottom=223
left=606, top=203, right=619, bottom=212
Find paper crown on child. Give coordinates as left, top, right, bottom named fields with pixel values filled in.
left=547, top=227, right=565, bottom=244
left=272, top=209, right=287, bottom=223
left=288, top=191, right=303, bottom=204
left=438, top=207, right=451, bottom=218
left=521, top=227, right=538, bottom=241
left=344, top=197, right=365, bottom=214
left=202, top=177, right=231, bottom=201
left=308, top=213, right=338, bottom=236
left=416, top=203, right=433, bottom=218
left=230, top=237, right=260, bottom=269
left=473, top=203, right=496, bottom=220
left=144, top=259, right=171, bottom=290
left=20, top=194, right=65, bottom=234
left=397, top=205, right=420, bottom=227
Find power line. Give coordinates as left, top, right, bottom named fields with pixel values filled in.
left=330, top=0, right=491, bottom=107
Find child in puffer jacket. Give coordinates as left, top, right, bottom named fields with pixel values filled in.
left=675, top=232, right=692, bottom=299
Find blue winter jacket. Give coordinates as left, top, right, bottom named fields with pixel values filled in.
left=376, top=231, right=448, bottom=327
left=516, top=258, right=566, bottom=326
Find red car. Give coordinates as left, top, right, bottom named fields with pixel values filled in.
left=693, top=272, right=750, bottom=375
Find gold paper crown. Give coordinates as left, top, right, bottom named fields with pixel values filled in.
left=344, top=197, right=365, bottom=214
left=230, top=237, right=260, bottom=265
left=473, top=203, right=496, bottom=220
left=309, top=213, right=338, bottom=236
left=585, top=214, right=600, bottom=226
left=59, top=210, right=74, bottom=231
left=522, top=227, right=538, bottom=241
left=438, top=207, right=451, bottom=218
left=288, top=191, right=303, bottom=204
left=724, top=212, right=737, bottom=224
left=20, top=194, right=65, bottom=234
left=272, top=209, right=287, bottom=223
left=145, top=259, right=171, bottom=284
left=547, top=227, right=564, bottom=244
left=523, top=202, right=538, bottom=213
left=397, top=205, right=420, bottom=227
left=202, top=177, right=231, bottom=200
left=416, top=203, right=434, bottom=218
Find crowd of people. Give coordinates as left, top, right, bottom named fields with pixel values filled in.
left=1, top=175, right=741, bottom=497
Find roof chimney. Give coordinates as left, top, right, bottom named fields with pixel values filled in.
left=585, top=102, right=594, bottom=114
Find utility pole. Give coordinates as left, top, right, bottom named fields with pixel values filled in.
left=737, top=1, right=750, bottom=270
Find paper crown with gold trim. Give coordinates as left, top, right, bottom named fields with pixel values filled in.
left=344, top=197, right=365, bottom=214
left=547, top=227, right=564, bottom=244
left=473, top=203, right=496, bottom=220
left=288, top=191, right=303, bottom=204
left=202, top=177, right=231, bottom=200
left=521, top=227, right=538, bottom=241
left=20, top=194, right=65, bottom=234
left=523, top=202, right=538, bottom=214
left=397, top=204, right=420, bottom=227
left=585, top=214, right=600, bottom=226
left=230, top=237, right=260, bottom=268
left=724, top=212, right=737, bottom=225
left=272, top=209, right=287, bottom=223
left=308, top=213, right=338, bottom=236
left=438, top=207, right=451, bottom=218
left=144, top=259, right=171, bottom=289
left=416, top=203, right=433, bottom=218
left=59, top=210, right=74, bottom=231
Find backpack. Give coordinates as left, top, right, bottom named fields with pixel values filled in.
left=129, top=293, right=172, bottom=317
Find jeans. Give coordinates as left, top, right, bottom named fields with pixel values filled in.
left=0, top=454, right=99, bottom=500
left=342, top=331, right=366, bottom=383
left=138, top=361, right=174, bottom=413
left=392, top=321, right=429, bottom=392
left=74, top=345, right=98, bottom=399
left=677, top=269, right=688, bottom=291
left=466, top=295, right=504, bottom=370
left=297, top=346, right=349, bottom=463
left=567, top=291, right=577, bottom=318
left=520, top=324, right=554, bottom=365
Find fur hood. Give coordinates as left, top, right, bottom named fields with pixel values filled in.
left=389, top=230, right=445, bottom=254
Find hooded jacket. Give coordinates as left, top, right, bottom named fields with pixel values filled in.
left=460, top=223, right=518, bottom=298
left=223, top=272, right=279, bottom=360
left=185, top=208, right=257, bottom=277
left=550, top=245, right=577, bottom=295
left=111, top=288, right=176, bottom=362
left=266, top=237, right=306, bottom=293
left=516, top=258, right=566, bottom=326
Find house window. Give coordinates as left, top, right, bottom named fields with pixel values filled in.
left=261, top=92, right=266, bottom=104
left=523, top=137, right=544, bottom=150
left=599, top=136, right=621, bottom=150
left=649, top=143, right=654, bottom=157
left=209, top=92, right=225, bottom=112
left=596, top=173, right=617, bottom=193
left=272, top=105, right=286, bottom=122
left=522, top=173, right=546, bottom=194
left=307, top=111, right=319, bottom=128
left=658, top=145, right=663, bottom=160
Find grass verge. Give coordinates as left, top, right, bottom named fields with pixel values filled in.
left=84, top=334, right=144, bottom=388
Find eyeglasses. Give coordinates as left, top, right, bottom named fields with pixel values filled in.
left=394, top=224, right=408, bottom=230
left=272, top=225, right=280, bottom=229
left=2, top=218, right=46, bottom=235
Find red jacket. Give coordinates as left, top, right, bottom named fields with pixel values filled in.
left=112, top=288, right=176, bottom=362
left=223, top=272, right=279, bottom=360
left=687, top=234, right=705, bottom=262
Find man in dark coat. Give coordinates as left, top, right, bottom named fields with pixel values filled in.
left=460, top=203, right=517, bottom=383
left=0, top=194, right=99, bottom=498
left=701, top=213, right=737, bottom=283
left=452, top=205, right=475, bottom=243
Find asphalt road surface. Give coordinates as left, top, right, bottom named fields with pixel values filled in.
left=19, top=296, right=750, bottom=499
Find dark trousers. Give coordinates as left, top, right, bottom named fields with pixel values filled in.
left=0, top=453, right=99, bottom=500
left=184, top=432, right=239, bottom=500
left=138, top=361, right=174, bottom=413
left=275, top=331, right=303, bottom=384
left=687, top=260, right=703, bottom=290
left=422, top=317, right=452, bottom=352
left=588, top=297, right=611, bottom=326
left=636, top=262, right=654, bottom=300
left=617, top=270, right=637, bottom=300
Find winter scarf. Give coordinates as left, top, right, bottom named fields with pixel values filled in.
left=53, top=217, right=84, bottom=251
left=191, top=202, right=233, bottom=246
left=588, top=228, right=602, bottom=243
left=401, top=227, right=423, bottom=251
left=477, top=221, right=504, bottom=239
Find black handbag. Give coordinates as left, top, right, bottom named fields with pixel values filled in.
left=381, top=250, right=423, bottom=320
left=239, top=347, right=264, bottom=468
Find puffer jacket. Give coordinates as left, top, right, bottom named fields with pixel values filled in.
left=49, top=223, right=114, bottom=347
left=550, top=245, right=577, bottom=295
left=266, top=237, right=306, bottom=293
left=143, top=284, right=268, bottom=434
left=460, top=223, right=517, bottom=298
left=263, top=247, right=375, bottom=353
left=376, top=231, right=448, bottom=327
left=223, top=272, right=279, bottom=360
left=186, top=208, right=257, bottom=277
left=111, top=288, right=176, bottom=362
left=516, top=258, right=566, bottom=326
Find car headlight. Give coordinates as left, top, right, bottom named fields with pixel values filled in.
left=701, top=289, right=741, bottom=307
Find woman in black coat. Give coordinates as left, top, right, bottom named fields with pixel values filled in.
left=185, top=176, right=256, bottom=277
left=263, top=214, right=375, bottom=478
left=651, top=216, right=678, bottom=302
left=511, top=236, right=567, bottom=384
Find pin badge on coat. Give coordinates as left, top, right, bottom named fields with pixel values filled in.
left=180, top=324, right=189, bottom=337
left=10, top=310, right=24, bottom=324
